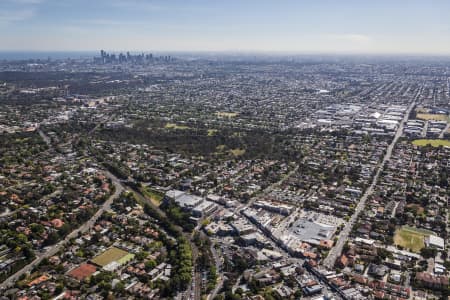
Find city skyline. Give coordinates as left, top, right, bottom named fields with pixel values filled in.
left=1, top=0, right=450, bottom=55
left=1, top=1, right=450, bottom=299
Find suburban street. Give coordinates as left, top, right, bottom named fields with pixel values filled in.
left=87, top=109, right=202, bottom=300
left=1, top=43, right=447, bottom=300
left=323, top=99, right=417, bottom=269
left=0, top=173, right=123, bottom=290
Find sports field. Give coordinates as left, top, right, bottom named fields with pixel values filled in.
left=91, top=247, right=130, bottom=267
left=216, top=112, right=239, bottom=118
left=393, top=226, right=434, bottom=253
left=117, top=253, right=135, bottom=265
left=416, top=113, right=449, bottom=122
left=412, top=139, right=450, bottom=147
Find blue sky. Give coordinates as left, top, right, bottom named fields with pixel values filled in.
left=1, top=0, right=450, bottom=54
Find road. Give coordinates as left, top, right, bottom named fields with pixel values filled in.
left=391, top=201, right=399, bottom=218
left=0, top=173, right=123, bottom=290
left=439, top=122, right=449, bottom=139
left=84, top=109, right=202, bottom=300
left=422, top=120, right=429, bottom=138
left=322, top=100, right=417, bottom=269
left=231, top=275, right=243, bottom=294
left=241, top=210, right=339, bottom=299
left=202, top=166, right=299, bottom=299
left=207, top=243, right=223, bottom=300
left=1, top=190, right=61, bottom=219
left=38, top=129, right=51, bottom=145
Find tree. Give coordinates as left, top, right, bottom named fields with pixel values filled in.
left=225, top=291, right=242, bottom=300
left=145, top=259, right=157, bottom=270
left=44, top=231, right=60, bottom=246
left=58, top=223, right=71, bottom=236
left=114, top=281, right=125, bottom=293
left=420, top=247, right=437, bottom=259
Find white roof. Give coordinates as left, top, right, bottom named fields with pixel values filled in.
left=378, top=119, right=399, bottom=124
left=354, top=237, right=375, bottom=245
left=427, top=235, right=445, bottom=248
left=103, top=261, right=120, bottom=271
left=370, top=112, right=382, bottom=119
left=166, top=190, right=185, bottom=199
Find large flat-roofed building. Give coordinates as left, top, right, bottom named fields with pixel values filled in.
left=291, top=218, right=335, bottom=244
left=165, top=189, right=217, bottom=218
left=192, top=200, right=217, bottom=217
left=165, top=189, right=203, bottom=209
left=253, top=200, right=294, bottom=216
left=231, top=218, right=256, bottom=235
left=425, top=235, right=445, bottom=250
left=279, top=214, right=338, bottom=253
left=165, top=189, right=185, bottom=200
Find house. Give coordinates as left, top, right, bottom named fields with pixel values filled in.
left=303, top=284, right=323, bottom=296
left=273, top=285, right=294, bottom=298
left=415, top=272, right=449, bottom=290
left=368, top=264, right=388, bottom=278
left=337, top=254, right=350, bottom=268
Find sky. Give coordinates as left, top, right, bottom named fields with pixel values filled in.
left=1, top=0, right=450, bottom=55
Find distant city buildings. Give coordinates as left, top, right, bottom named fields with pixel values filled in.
left=94, top=50, right=173, bottom=64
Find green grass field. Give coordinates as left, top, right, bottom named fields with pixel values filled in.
left=141, top=186, right=164, bottom=206
left=116, top=253, right=135, bottom=265
left=91, top=247, right=129, bottom=267
left=393, top=226, right=434, bottom=253
left=412, top=139, right=450, bottom=147
left=207, top=129, right=218, bottom=136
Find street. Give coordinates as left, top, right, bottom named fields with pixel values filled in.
left=322, top=98, right=417, bottom=269
left=0, top=172, right=123, bottom=290
left=207, top=243, right=223, bottom=300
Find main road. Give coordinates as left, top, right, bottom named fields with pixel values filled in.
left=1, top=107, right=135, bottom=289
left=322, top=99, right=417, bottom=269
left=0, top=172, right=123, bottom=290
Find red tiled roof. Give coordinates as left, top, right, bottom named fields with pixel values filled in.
left=51, top=218, right=64, bottom=228
left=320, top=239, right=334, bottom=248
left=339, top=254, right=349, bottom=267
left=68, top=263, right=97, bottom=281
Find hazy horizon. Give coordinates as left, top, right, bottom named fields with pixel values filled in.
left=0, top=49, right=450, bottom=60
left=1, top=0, right=450, bottom=55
